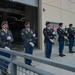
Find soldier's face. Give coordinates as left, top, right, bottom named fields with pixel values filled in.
left=2, top=24, right=9, bottom=29
left=25, top=24, right=30, bottom=28
left=47, top=24, right=50, bottom=27
left=60, top=25, right=63, bottom=27
left=70, top=26, right=73, bottom=29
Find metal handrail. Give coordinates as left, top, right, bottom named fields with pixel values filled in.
left=0, top=48, right=55, bottom=75
left=0, top=48, right=75, bottom=74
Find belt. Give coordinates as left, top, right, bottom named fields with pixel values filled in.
left=49, top=36, right=53, bottom=38
left=4, top=42, right=8, bottom=44
left=29, top=39, right=32, bottom=41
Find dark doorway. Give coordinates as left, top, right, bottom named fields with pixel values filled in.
left=0, top=0, right=38, bottom=48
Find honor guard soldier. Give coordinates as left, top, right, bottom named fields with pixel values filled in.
left=21, top=22, right=36, bottom=65
left=0, top=21, right=14, bottom=75
left=57, top=23, right=68, bottom=57
left=43, top=22, right=56, bottom=58
left=68, top=24, right=75, bottom=53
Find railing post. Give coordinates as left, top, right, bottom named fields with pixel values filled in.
left=10, top=55, right=17, bottom=75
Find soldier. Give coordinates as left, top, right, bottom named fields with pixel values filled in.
left=0, top=21, right=14, bottom=75
left=43, top=22, right=56, bottom=58
left=57, top=23, right=68, bottom=57
left=21, top=22, right=36, bottom=65
left=68, top=24, right=75, bottom=53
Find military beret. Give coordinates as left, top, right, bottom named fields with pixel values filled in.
left=1, top=21, right=8, bottom=26
left=24, top=22, right=30, bottom=25
left=45, top=22, right=50, bottom=26
left=69, top=24, right=73, bottom=27
left=59, top=23, right=63, bottom=26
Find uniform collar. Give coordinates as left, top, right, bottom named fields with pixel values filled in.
left=60, top=27, right=64, bottom=30
left=26, top=28, right=30, bottom=32
left=2, top=28, right=8, bottom=33
left=69, top=27, right=73, bottom=30
left=46, top=27, right=51, bottom=30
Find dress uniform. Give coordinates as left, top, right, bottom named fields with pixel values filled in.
left=57, top=23, right=67, bottom=57
left=21, top=22, right=36, bottom=65
left=68, top=24, right=75, bottom=53
left=43, top=22, right=56, bottom=58
left=0, top=21, right=14, bottom=75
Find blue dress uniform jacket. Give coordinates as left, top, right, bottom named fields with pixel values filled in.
left=21, top=28, right=36, bottom=48
left=0, top=29, right=14, bottom=48
left=57, top=27, right=66, bottom=41
left=43, top=27, right=55, bottom=44
left=0, top=29, right=14, bottom=72
left=68, top=28, right=75, bottom=39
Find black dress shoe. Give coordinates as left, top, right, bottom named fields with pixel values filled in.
left=59, top=54, right=63, bottom=57
left=69, top=51, right=74, bottom=53
left=62, top=54, right=66, bottom=56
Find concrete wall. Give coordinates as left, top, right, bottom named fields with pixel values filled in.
left=38, top=0, right=75, bottom=50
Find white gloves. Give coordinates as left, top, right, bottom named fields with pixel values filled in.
left=52, top=32, right=56, bottom=35
left=33, top=34, right=36, bottom=37
left=50, top=39, right=54, bottom=43
left=29, top=42, right=35, bottom=47
left=5, top=46, right=10, bottom=50
left=7, top=36, right=11, bottom=40
left=64, top=36, right=68, bottom=40
left=65, top=31, right=67, bottom=33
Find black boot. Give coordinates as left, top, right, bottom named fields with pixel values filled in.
left=69, top=49, right=74, bottom=53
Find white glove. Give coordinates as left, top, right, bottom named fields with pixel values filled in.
left=64, top=36, right=68, bottom=40
left=50, top=39, right=54, bottom=43
left=5, top=46, right=10, bottom=50
left=29, top=42, right=35, bottom=47
left=52, top=32, right=56, bottom=35
left=65, top=31, right=67, bottom=33
left=33, top=34, right=36, bottom=37
left=7, top=36, right=11, bottom=40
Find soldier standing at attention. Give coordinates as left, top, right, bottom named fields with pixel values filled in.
left=57, top=23, right=68, bottom=57
left=0, top=21, right=14, bottom=75
left=68, top=24, right=75, bottom=53
left=21, top=22, right=36, bottom=65
left=43, top=22, right=56, bottom=58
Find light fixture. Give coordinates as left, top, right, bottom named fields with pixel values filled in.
left=43, top=8, right=46, bottom=12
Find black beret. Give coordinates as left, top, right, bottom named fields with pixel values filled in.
left=59, top=23, right=63, bottom=26
left=45, top=22, right=50, bottom=25
left=1, top=21, right=8, bottom=26
left=24, top=22, right=30, bottom=25
left=69, top=24, right=73, bottom=27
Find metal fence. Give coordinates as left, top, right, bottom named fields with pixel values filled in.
left=0, top=48, right=75, bottom=75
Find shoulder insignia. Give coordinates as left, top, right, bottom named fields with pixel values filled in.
left=1, top=32, right=5, bottom=35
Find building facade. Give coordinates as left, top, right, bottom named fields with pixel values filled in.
left=0, top=0, right=75, bottom=50
left=38, top=0, right=75, bottom=50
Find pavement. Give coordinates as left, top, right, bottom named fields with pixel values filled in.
left=17, top=46, right=75, bottom=75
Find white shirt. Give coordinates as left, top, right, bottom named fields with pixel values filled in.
left=2, top=29, right=8, bottom=33
left=26, top=28, right=30, bottom=32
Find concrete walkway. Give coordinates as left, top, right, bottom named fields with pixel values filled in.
left=17, top=46, right=75, bottom=75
